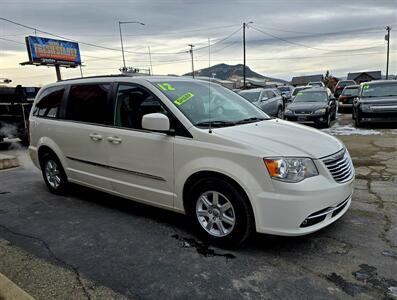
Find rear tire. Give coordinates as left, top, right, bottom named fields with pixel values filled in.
left=40, top=153, right=69, bottom=195
left=186, top=177, right=253, bottom=248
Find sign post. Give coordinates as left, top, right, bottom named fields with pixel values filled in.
left=21, top=36, right=82, bottom=81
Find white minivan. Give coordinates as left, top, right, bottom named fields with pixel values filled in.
left=29, top=76, right=354, bottom=246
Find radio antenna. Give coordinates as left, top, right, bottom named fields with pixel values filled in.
left=208, top=37, right=212, bottom=134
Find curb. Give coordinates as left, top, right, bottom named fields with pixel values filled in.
left=0, top=272, right=35, bottom=300
left=0, top=155, right=19, bottom=170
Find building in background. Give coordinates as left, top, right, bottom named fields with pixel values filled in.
left=347, top=71, right=381, bottom=84
left=291, top=74, right=324, bottom=86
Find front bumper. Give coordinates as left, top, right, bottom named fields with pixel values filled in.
left=359, top=110, right=397, bottom=122
left=284, top=113, right=326, bottom=124
left=253, top=161, right=354, bottom=236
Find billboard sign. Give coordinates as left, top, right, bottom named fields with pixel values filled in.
left=25, top=36, right=81, bottom=66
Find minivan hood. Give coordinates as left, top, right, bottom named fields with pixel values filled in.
left=214, top=119, right=343, bottom=158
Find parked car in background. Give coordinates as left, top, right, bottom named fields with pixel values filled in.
left=307, top=81, right=325, bottom=88
left=29, top=76, right=354, bottom=246
left=284, top=87, right=337, bottom=128
left=353, top=80, right=397, bottom=127
left=334, top=80, right=356, bottom=99
left=238, top=88, right=284, bottom=118
left=338, top=85, right=360, bottom=111
left=0, top=85, right=37, bottom=145
left=277, top=85, right=293, bottom=101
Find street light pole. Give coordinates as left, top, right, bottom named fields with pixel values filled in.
left=118, top=21, right=145, bottom=71
left=385, top=26, right=391, bottom=80
left=243, top=22, right=253, bottom=89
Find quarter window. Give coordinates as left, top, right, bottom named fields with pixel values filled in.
left=33, top=87, right=64, bottom=118
left=66, top=84, right=111, bottom=125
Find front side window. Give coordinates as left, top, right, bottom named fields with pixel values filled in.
left=114, top=84, right=167, bottom=130
left=265, top=91, right=276, bottom=99
left=33, top=86, right=64, bottom=118
left=151, top=80, right=268, bottom=128
left=293, top=91, right=328, bottom=103
left=66, top=84, right=111, bottom=125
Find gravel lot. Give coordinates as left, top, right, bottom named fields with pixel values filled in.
left=0, top=114, right=396, bottom=300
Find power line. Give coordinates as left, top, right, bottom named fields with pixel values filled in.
left=250, top=25, right=386, bottom=52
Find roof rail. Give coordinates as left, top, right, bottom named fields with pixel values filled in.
left=60, top=74, right=132, bottom=82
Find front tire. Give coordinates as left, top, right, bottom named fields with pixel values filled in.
left=40, top=153, right=68, bottom=195
left=186, top=177, right=253, bottom=247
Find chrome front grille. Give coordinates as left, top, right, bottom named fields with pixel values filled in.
left=322, top=148, right=354, bottom=183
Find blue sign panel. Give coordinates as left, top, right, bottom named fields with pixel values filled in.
left=25, top=36, right=81, bottom=66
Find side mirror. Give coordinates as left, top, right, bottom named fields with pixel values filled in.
left=142, top=113, right=170, bottom=132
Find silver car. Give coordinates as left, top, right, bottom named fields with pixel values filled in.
left=239, top=88, right=284, bottom=118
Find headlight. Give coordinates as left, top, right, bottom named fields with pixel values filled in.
left=284, top=109, right=292, bottom=114
left=264, top=157, right=319, bottom=182
left=360, top=104, right=371, bottom=111
left=314, top=108, right=326, bottom=114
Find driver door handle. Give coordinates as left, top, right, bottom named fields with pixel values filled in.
left=107, top=136, right=122, bottom=144
left=89, top=133, right=103, bottom=141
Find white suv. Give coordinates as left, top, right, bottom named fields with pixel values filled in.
left=29, top=76, right=354, bottom=246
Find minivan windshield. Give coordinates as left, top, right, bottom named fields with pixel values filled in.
left=293, top=91, right=328, bottom=103
left=151, top=80, right=269, bottom=127
left=361, top=82, right=397, bottom=98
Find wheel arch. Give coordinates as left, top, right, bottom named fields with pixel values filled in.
left=182, top=170, right=255, bottom=224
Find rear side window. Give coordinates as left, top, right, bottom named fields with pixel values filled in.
left=66, top=84, right=111, bottom=125
left=33, top=86, right=64, bottom=118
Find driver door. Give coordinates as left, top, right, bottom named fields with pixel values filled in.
left=107, top=83, right=175, bottom=209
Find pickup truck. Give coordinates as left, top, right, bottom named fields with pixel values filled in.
left=0, top=85, right=39, bottom=145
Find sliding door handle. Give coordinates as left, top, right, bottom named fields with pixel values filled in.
left=107, top=136, right=122, bottom=144
left=89, top=133, right=103, bottom=141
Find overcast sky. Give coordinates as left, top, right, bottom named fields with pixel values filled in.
left=1, top=0, right=396, bottom=86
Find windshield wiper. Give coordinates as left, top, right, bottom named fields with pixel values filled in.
left=195, top=120, right=236, bottom=127
left=234, top=117, right=268, bottom=124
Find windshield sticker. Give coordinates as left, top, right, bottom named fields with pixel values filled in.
left=157, top=83, right=175, bottom=91
left=363, top=84, right=369, bottom=89
left=174, top=92, right=194, bottom=106
left=297, top=92, right=303, bottom=96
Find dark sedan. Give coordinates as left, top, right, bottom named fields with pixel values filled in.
left=353, top=80, right=397, bottom=127
left=338, top=85, right=360, bottom=111
left=284, top=88, right=337, bottom=128
left=334, top=80, right=356, bottom=98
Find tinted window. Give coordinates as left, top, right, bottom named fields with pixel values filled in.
left=66, top=84, right=111, bottom=124
left=266, top=91, right=276, bottom=98
left=33, top=87, right=64, bottom=118
left=115, top=84, right=168, bottom=130
left=239, top=91, right=260, bottom=102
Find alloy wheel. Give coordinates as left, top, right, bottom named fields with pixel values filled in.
left=196, top=191, right=236, bottom=237
left=45, top=159, right=61, bottom=189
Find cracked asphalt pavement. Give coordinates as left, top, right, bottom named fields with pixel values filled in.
left=0, top=114, right=396, bottom=300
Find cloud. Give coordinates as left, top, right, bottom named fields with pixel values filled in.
left=1, top=0, right=396, bottom=85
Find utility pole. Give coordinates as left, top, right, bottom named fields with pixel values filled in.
left=243, top=22, right=253, bottom=89
left=385, top=26, right=391, bottom=80
left=243, top=22, right=246, bottom=89
left=188, top=44, right=195, bottom=78
left=148, top=46, right=153, bottom=75
left=118, top=21, right=145, bottom=71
